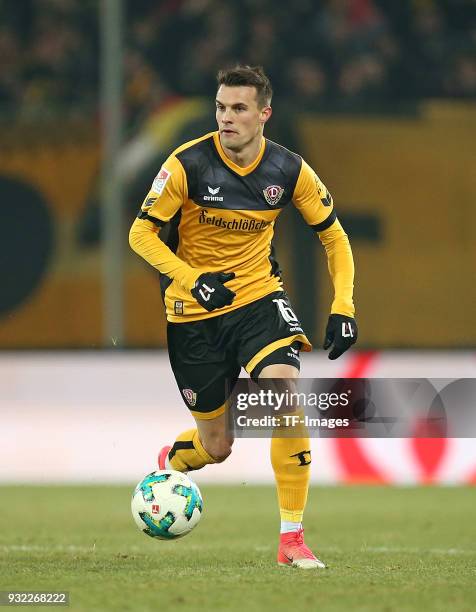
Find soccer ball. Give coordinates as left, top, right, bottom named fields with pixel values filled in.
left=131, top=470, right=203, bottom=540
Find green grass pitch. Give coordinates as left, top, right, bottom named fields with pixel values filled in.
left=1, top=485, right=475, bottom=611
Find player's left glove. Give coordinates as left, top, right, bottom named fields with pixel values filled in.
left=323, top=314, right=358, bottom=360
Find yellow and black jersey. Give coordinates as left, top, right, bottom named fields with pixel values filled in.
left=129, top=131, right=354, bottom=323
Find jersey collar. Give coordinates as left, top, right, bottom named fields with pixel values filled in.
left=213, top=132, right=266, bottom=176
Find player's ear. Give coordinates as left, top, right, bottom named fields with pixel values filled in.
left=260, top=105, right=272, bottom=125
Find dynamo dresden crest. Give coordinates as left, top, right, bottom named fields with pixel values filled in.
left=182, top=388, right=197, bottom=407
left=263, top=185, right=284, bottom=206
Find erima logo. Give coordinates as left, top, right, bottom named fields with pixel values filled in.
left=204, top=185, right=223, bottom=202
left=342, top=322, right=354, bottom=338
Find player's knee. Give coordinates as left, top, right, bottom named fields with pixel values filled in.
left=203, top=436, right=233, bottom=463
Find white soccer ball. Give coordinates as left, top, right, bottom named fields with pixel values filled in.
left=131, top=470, right=203, bottom=540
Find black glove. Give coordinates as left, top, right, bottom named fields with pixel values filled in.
left=323, top=314, right=358, bottom=360
left=191, top=272, right=236, bottom=312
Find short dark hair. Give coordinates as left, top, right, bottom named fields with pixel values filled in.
left=216, top=65, right=273, bottom=107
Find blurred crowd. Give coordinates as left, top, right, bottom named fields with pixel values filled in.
left=0, top=0, right=475, bottom=122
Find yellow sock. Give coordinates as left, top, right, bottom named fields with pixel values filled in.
left=168, top=429, right=216, bottom=472
left=270, top=415, right=311, bottom=523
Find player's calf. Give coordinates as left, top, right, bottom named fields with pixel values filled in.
left=195, top=410, right=234, bottom=463
left=158, top=429, right=219, bottom=472
left=201, top=436, right=233, bottom=463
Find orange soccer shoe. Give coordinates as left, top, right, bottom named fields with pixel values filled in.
left=277, top=528, right=326, bottom=569
left=157, top=445, right=172, bottom=470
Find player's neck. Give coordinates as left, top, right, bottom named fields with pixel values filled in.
left=220, top=134, right=264, bottom=168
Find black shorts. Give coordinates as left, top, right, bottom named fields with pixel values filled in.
left=167, top=291, right=311, bottom=419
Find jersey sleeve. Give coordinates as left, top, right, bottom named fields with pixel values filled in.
left=137, top=154, right=188, bottom=226
left=319, top=219, right=355, bottom=316
left=293, top=159, right=355, bottom=317
left=292, top=159, right=336, bottom=231
left=129, top=154, right=200, bottom=292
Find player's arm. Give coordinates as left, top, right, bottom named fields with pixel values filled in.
left=129, top=155, right=199, bottom=289
left=292, top=159, right=357, bottom=359
left=129, top=156, right=235, bottom=311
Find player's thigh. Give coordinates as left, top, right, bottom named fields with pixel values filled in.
left=259, top=363, right=299, bottom=379
left=167, top=319, right=240, bottom=419
left=257, top=362, right=300, bottom=413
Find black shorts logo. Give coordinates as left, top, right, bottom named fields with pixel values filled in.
left=182, top=388, right=197, bottom=407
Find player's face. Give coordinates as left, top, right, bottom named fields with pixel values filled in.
left=216, top=85, right=271, bottom=152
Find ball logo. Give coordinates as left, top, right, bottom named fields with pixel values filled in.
left=182, top=388, right=197, bottom=407
left=263, top=185, right=284, bottom=206
left=151, top=504, right=160, bottom=514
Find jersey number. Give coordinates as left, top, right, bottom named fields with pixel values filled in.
left=199, top=283, right=215, bottom=302
left=272, top=299, right=299, bottom=324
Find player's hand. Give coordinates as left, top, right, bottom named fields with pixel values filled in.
left=323, top=314, right=358, bottom=360
left=191, top=272, right=236, bottom=312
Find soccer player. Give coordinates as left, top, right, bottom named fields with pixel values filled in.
left=129, top=65, right=357, bottom=569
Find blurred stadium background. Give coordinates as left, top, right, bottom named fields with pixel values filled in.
left=1, top=0, right=475, bottom=487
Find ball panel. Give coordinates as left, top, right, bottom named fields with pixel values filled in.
left=139, top=511, right=177, bottom=539
left=134, top=471, right=172, bottom=502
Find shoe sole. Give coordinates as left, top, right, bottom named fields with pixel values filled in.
left=278, top=560, right=326, bottom=569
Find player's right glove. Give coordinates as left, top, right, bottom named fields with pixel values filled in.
left=323, top=314, right=358, bottom=360
left=191, top=272, right=236, bottom=312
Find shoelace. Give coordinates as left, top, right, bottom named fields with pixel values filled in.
left=282, top=528, right=304, bottom=545
left=295, top=528, right=304, bottom=546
